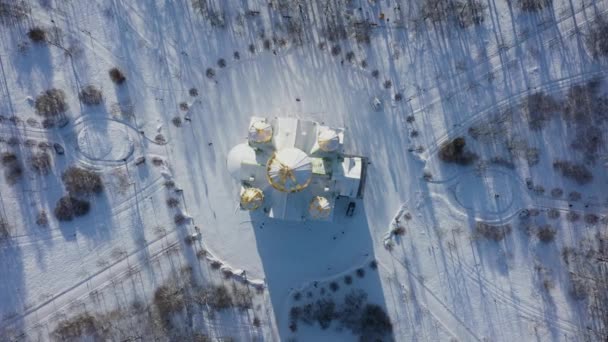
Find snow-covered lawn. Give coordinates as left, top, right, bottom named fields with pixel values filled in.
left=0, top=0, right=607, bottom=340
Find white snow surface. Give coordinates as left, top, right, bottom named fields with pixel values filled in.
left=0, top=0, right=606, bottom=341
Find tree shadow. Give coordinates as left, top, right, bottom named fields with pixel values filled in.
left=251, top=201, right=393, bottom=340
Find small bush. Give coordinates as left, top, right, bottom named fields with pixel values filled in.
left=536, top=225, right=556, bottom=243
left=585, top=16, right=608, bottom=58
left=521, top=92, right=559, bottom=130
left=331, top=45, right=341, bottom=56
left=1, top=152, right=17, bottom=165
left=356, top=268, right=366, bottom=278
left=329, top=282, right=339, bottom=292
left=547, top=208, right=560, bottom=219
left=189, top=87, right=199, bottom=97
left=515, top=0, right=552, bottom=12
left=0, top=220, right=10, bottom=239
left=371, top=69, right=379, bottom=78
left=30, top=152, right=51, bottom=174
left=202, top=285, right=233, bottom=310
left=392, top=226, right=406, bottom=236
left=233, top=51, right=240, bottom=60
left=154, top=284, right=184, bottom=317
left=584, top=213, right=599, bottom=225
left=109, top=67, right=126, bottom=84
left=550, top=188, right=563, bottom=198
left=369, top=260, right=378, bottom=269
left=553, top=160, right=593, bottom=185
left=166, top=197, right=179, bottom=208
left=313, top=299, right=336, bottom=329
left=53, top=313, right=98, bottom=340
left=36, top=211, right=48, bottom=226
left=206, top=68, right=215, bottom=78
left=344, top=275, right=353, bottom=285
left=568, top=191, right=582, bottom=201
left=439, top=137, right=478, bottom=165
left=566, top=211, right=580, bottom=222
left=27, top=27, right=46, bottom=42
left=35, top=88, right=68, bottom=118
left=358, top=304, right=393, bottom=339
left=475, top=222, right=512, bottom=241
left=172, top=116, right=182, bottom=127
left=154, top=134, right=166, bottom=144
left=54, top=196, right=90, bottom=221
left=78, top=85, right=103, bottom=105
left=61, top=166, right=103, bottom=196
left=217, top=58, right=226, bottom=68
left=174, top=213, right=187, bottom=225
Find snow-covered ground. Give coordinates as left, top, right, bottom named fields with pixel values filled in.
left=0, top=0, right=607, bottom=341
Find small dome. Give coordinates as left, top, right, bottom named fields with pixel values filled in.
left=227, top=143, right=257, bottom=179
left=318, top=129, right=340, bottom=152
left=248, top=121, right=273, bottom=143
left=240, top=187, right=264, bottom=210
left=266, top=148, right=312, bottom=192
left=309, top=196, right=332, bottom=219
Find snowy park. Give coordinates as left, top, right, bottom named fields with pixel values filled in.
left=0, top=0, right=607, bottom=341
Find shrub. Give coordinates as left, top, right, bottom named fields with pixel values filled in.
left=329, top=282, right=339, bottom=292
left=536, top=225, right=556, bottom=243
left=547, top=208, right=560, bottom=219
left=439, top=137, right=478, bottom=165
left=206, top=68, right=215, bottom=78
left=36, top=211, right=48, bottom=226
left=253, top=317, right=261, bottom=327
left=0, top=220, right=10, bottom=239
left=392, top=226, right=406, bottom=236
left=30, top=152, right=51, bottom=174
left=313, top=299, right=336, bottom=329
left=203, top=285, right=233, bottom=310
left=61, top=166, right=103, bottom=196
left=172, top=116, right=182, bottom=127
left=0, top=1, right=31, bottom=26
left=109, top=67, right=126, bottom=84
left=78, top=85, right=103, bottom=105
left=344, top=275, right=353, bottom=285
left=179, top=102, right=188, bottom=111
left=154, top=284, right=184, bottom=317
left=568, top=191, right=582, bottom=201
left=217, top=58, right=226, bottom=68
left=331, top=45, right=341, bottom=56
left=550, top=188, right=563, bottom=198
left=521, top=92, right=559, bottom=130
left=585, top=16, right=608, bottom=58
left=248, top=44, right=256, bottom=53
left=369, top=260, right=378, bottom=269
left=475, top=222, right=512, bottom=241
left=54, top=196, right=90, bottom=221
left=356, top=268, right=366, bottom=278
left=166, top=197, right=179, bottom=208
left=232, top=284, right=253, bottom=310
left=357, top=304, right=393, bottom=339
left=1, top=152, right=17, bottom=165
left=584, top=213, right=599, bottom=225
left=553, top=160, right=593, bottom=185
left=383, top=80, right=392, bottom=89
left=27, top=27, right=46, bottom=42
left=371, top=69, right=379, bottom=78
left=566, top=211, right=580, bottom=222
left=154, top=134, right=166, bottom=144
left=35, top=88, right=68, bottom=118
left=189, top=87, right=198, bottom=96
left=174, top=213, right=187, bottom=225
left=515, top=0, right=552, bottom=12
left=53, top=313, right=98, bottom=340
left=454, top=0, right=485, bottom=28
left=233, top=51, right=240, bottom=60
left=2, top=152, right=22, bottom=185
